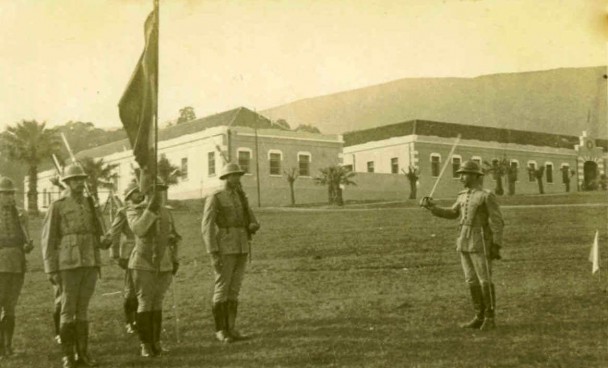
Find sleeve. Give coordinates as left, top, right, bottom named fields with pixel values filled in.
left=201, top=194, right=219, bottom=253
left=18, top=209, right=30, bottom=247
left=430, top=200, right=461, bottom=219
left=169, top=211, right=180, bottom=263
left=485, top=192, right=504, bottom=246
left=126, top=205, right=158, bottom=237
left=41, top=202, right=60, bottom=274
left=107, top=210, right=126, bottom=259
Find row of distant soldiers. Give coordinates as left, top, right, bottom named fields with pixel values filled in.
left=0, top=161, right=260, bottom=368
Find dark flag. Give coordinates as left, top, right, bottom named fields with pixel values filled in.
left=118, top=6, right=158, bottom=177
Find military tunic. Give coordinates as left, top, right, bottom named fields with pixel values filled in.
left=202, top=187, right=258, bottom=303
left=0, top=206, right=28, bottom=317
left=126, top=203, right=179, bottom=312
left=108, top=207, right=137, bottom=299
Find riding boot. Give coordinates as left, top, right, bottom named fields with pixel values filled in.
left=479, top=283, right=496, bottom=331
left=0, top=317, right=5, bottom=357
left=75, top=320, right=97, bottom=367
left=212, top=302, right=232, bottom=343
left=53, top=305, right=62, bottom=344
left=60, top=322, right=76, bottom=368
left=152, top=310, right=169, bottom=355
left=226, top=300, right=245, bottom=340
left=460, top=284, right=485, bottom=329
left=136, top=312, right=154, bottom=357
left=124, top=298, right=137, bottom=334
left=2, top=316, right=15, bottom=356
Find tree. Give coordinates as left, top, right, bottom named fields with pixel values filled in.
left=483, top=158, right=510, bottom=196
left=401, top=166, right=419, bottom=199
left=314, top=165, right=356, bottom=206
left=78, top=157, right=119, bottom=202
left=294, top=124, right=321, bottom=134
left=157, top=156, right=184, bottom=187
left=0, top=120, right=60, bottom=214
left=177, top=106, right=196, bottom=124
left=528, top=165, right=546, bottom=194
left=560, top=166, right=575, bottom=192
left=274, top=119, right=291, bottom=131
left=506, top=164, right=518, bottom=196
left=284, top=168, right=299, bottom=206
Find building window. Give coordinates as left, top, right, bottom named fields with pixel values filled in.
left=43, top=188, right=48, bottom=207
left=343, top=164, right=353, bottom=172
left=298, top=153, right=311, bottom=176
left=452, top=156, right=461, bottom=178
left=431, top=154, right=441, bottom=177
left=208, top=152, right=216, bottom=176
left=181, top=157, right=188, bottom=179
left=390, top=158, right=399, bottom=174
left=238, top=150, right=251, bottom=174
left=546, top=163, right=553, bottom=183
left=471, top=156, right=482, bottom=166
left=367, top=161, right=374, bottom=173
left=528, top=161, right=537, bottom=182
left=269, top=153, right=281, bottom=175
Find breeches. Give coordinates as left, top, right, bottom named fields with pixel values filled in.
left=213, top=254, right=248, bottom=303
left=59, top=267, right=98, bottom=323
left=132, top=270, right=172, bottom=312
left=460, top=251, right=492, bottom=286
left=0, top=273, right=24, bottom=317
left=123, top=269, right=136, bottom=300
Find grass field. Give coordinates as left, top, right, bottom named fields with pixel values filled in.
left=3, top=193, right=608, bottom=367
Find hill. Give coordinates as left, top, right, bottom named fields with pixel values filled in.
left=262, top=66, right=607, bottom=138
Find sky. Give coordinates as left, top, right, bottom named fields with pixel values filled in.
left=0, top=0, right=605, bottom=131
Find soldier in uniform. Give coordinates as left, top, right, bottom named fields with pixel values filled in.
left=0, top=177, right=34, bottom=358
left=41, top=164, right=110, bottom=368
left=202, top=163, right=260, bottom=343
left=420, top=160, right=504, bottom=331
left=107, top=182, right=144, bottom=334
left=126, top=178, right=180, bottom=357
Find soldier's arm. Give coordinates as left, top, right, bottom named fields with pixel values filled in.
left=41, top=202, right=60, bottom=274
left=201, top=194, right=219, bottom=253
left=126, top=205, right=158, bottom=237
left=168, top=211, right=181, bottom=263
left=107, top=210, right=126, bottom=259
left=430, top=200, right=461, bottom=219
left=485, top=192, right=504, bottom=246
left=17, top=209, right=33, bottom=250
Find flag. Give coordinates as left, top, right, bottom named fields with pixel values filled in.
left=589, top=230, right=599, bottom=274
left=118, top=5, right=158, bottom=177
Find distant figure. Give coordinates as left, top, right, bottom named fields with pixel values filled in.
left=41, top=164, right=111, bottom=368
left=126, top=177, right=180, bottom=358
left=202, top=163, right=260, bottom=343
left=0, top=177, right=34, bottom=358
left=106, top=182, right=144, bottom=335
left=420, top=160, right=504, bottom=331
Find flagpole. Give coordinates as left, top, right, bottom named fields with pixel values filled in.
left=153, top=0, right=159, bottom=190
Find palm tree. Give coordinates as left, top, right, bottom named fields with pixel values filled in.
left=314, top=165, right=356, bottom=206
left=506, top=164, right=518, bottom=195
left=1, top=120, right=60, bottom=214
left=157, top=156, right=183, bottom=187
left=78, top=157, right=119, bottom=202
left=528, top=165, right=546, bottom=194
left=284, top=167, right=299, bottom=206
left=483, top=158, right=510, bottom=195
left=401, top=166, right=419, bottom=199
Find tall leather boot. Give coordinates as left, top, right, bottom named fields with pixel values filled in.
left=2, top=316, right=15, bottom=356
left=460, top=284, right=485, bottom=329
left=212, top=302, right=232, bottom=343
left=152, top=310, right=169, bottom=355
left=0, top=317, right=5, bottom=357
left=75, top=321, right=97, bottom=367
left=59, top=322, right=76, bottom=368
left=136, top=312, right=154, bottom=357
left=53, top=305, right=62, bottom=344
left=124, top=298, right=137, bottom=334
left=479, top=283, right=496, bottom=331
left=226, top=300, right=245, bottom=340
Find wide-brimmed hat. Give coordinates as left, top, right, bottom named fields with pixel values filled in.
left=219, top=163, right=245, bottom=180
left=61, top=164, right=88, bottom=182
left=456, top=160, right=484, bottom=176
left=0, top=177, right=16, bottom=193
left=123, top=182, right=140, bottom=200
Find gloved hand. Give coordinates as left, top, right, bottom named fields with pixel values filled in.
left=48, top=272, right=61, bottom=286
left=248, top=222, right=260, bottom=234
left=419, top=196, right=435, bottom=209
left=210, top=252, right=223, bottom=274
left=489, top=243, right=502, bottom=260
left=118, top=258, right=129, bottom=270
left=23, top=240, right=34, bottom=254
left=172, top=262, right=180, bottom=275
left=99, top=235, right=113, bottom=250
left=147, top=192, right=161, bottom=213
